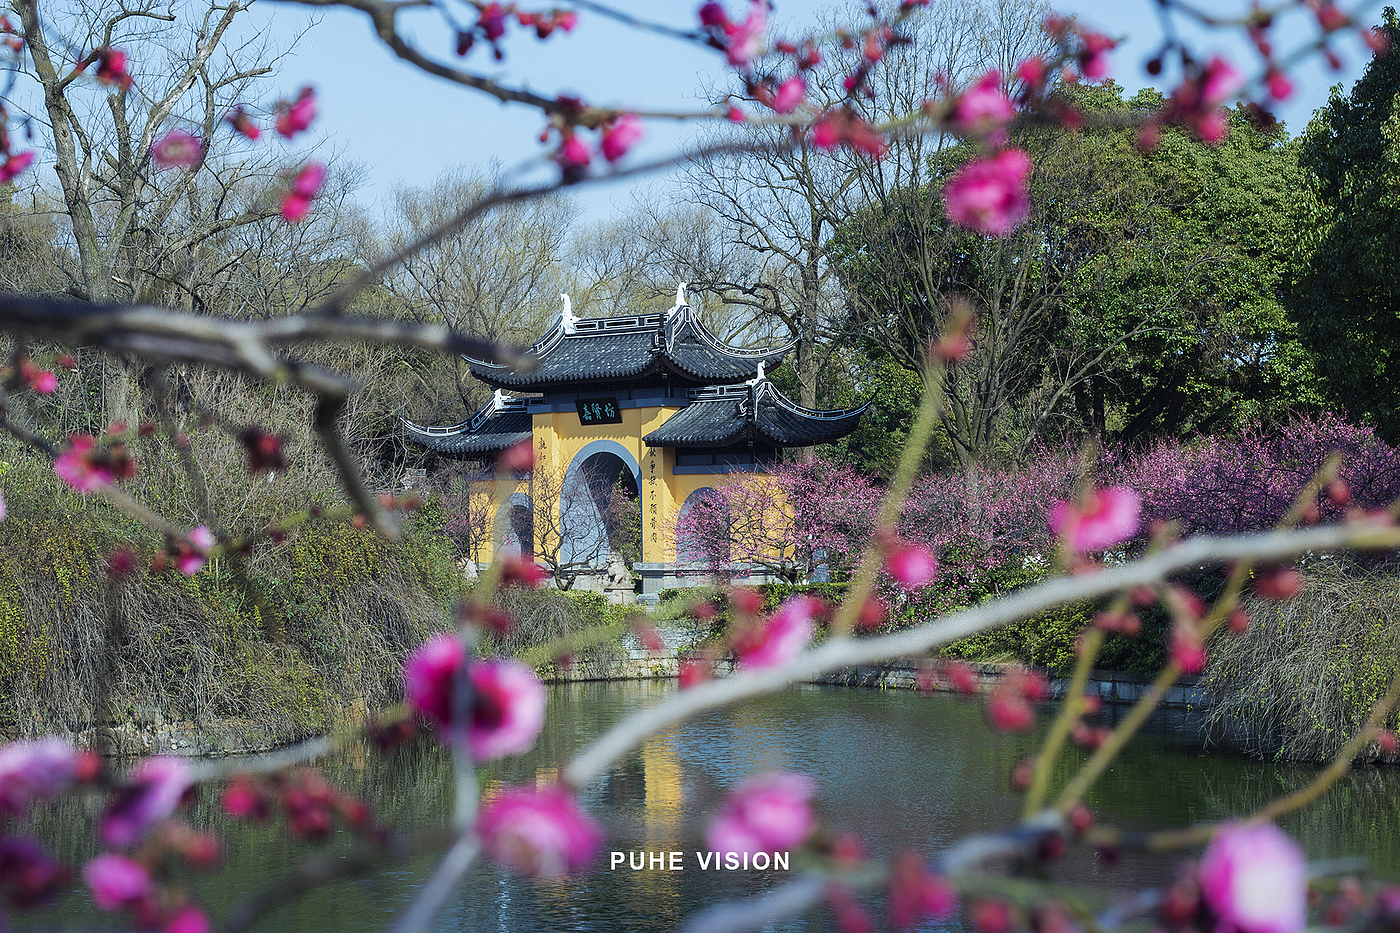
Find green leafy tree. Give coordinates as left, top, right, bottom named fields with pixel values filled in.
left=834, top=82, right=1319, bottom=463
left=1287, top=7, right=1400, bottom=440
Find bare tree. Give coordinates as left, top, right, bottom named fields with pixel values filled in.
left=526, top=460, right=637, bottom=591
left=10, top=0, right=320, bottom=422
left=382, top=163, right=575, bottom=342
left=654, top=0, right=1052, bottom=415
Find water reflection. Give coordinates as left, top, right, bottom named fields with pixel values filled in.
left=12, top=681, right=1400, bottom=932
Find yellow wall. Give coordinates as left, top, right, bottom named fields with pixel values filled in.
left=461, top=403, right=784, bottom=567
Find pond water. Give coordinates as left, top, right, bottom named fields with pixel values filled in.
left=14, top=680, right=1400, bottom=932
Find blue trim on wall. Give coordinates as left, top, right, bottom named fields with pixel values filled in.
left=566, top=439, right=642, bottom=486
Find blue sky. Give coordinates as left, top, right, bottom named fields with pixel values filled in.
left=25, top=0, right=1387, bottom=223
left=252, top=0, right=1383, bottom=221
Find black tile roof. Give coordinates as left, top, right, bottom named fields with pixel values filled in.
left=403, top=398, right=531, bottom=455
left=644, top=381, right=870, bottom=448
left=467, top=303, right=790, bottom=389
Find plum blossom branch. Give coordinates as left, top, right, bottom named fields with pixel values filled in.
left=0, top=292, right=533, bottom=535
left=389, top=833, right=481, bottom=933
left=562, top=519, right=1400, bottom=788
left=677, top=875, right=826, bottom=933
left=220, top=827, right=457, bottom=933
left=308, top=139, right=800, bottom=318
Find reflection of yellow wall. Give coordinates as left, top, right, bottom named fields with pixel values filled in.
left=634, top=729, right=682, bottom=905
left=642, top=730, right=681, bottom=837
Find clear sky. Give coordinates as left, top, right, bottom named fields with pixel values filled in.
left=73, top=0, right=1400, bottom=223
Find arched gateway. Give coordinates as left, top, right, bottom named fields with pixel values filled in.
left=404, top=287, right=869, bottom=603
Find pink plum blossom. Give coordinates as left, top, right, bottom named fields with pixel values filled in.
left=558, top=134, right=591, bottom=169
left=0, top=150, right=33, bottom=184
left=1200, top=822, right=1307, bottom=933
left=55, top=435, right=114, bottom=492
left=281, top=162, right=325, bottom=223
left=166, top=906, right=211, bottom=933
left=276, top=87, right=317, bottom=139
left=1170, top=624, right=1207, bottom=674
left=404, top=636, right=545, bottom=759
left=724, top=0, right=767, bottom=67
left=188, top=526, right=215, bottom=551
left=600, top=113, right=643, bottom=163
left=772, top=76, right=806, bottom=113
left=706, top=771, right=816, bottom=856
left=986, top=687, right=1035, bottom=731
left=478, top=785, right=602, bottom=876
left=943, top=149, right=1033, bottom=237
left=886, top=541, right=937, bottom=590
left=809, top=109, right=886, bottom=157
left=85, top=853, right=151, bottom=911
left=101, top=756, right=193, bottom=848
left=0, top=737, right=80, bottom=818
left=1079, top=31, right=1115, bottom=80
left=889, top=852, right=958, bottom=930
left=732, top=595, right=817, bottom=670
left=95, top=48, right=131, bottom=88
left=466, top=659, right=546, bottom=760
left=951, top=71, right=1014, bottom=141
left=1167, top=56, right=1243, bottom=142
left=405, top=633, right=465, bottom=728
left=1016, top=57, right=1046, bottom=89
left=224, top=106, right=261, bottom=141
left=1047, top=485, right=1142, bottom=553
left=0, top=837, right=69, bottom=907
left=151, top=130, right=203, bottom=169
left=30, top=369, right=57, bottom=393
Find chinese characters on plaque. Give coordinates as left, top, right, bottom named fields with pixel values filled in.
left=575, top=397, right=622, bottom=426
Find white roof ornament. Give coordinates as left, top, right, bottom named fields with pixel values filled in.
left=560, top=293, right=577, bottom=335
left=675, top=280, right=687, bottom=308
left=492, top=388, right=505, bottom=411
left=757, top=360, right=765, bottom=381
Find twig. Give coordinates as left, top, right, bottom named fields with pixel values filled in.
left=1145, top=665, right=1400, bottom=851
left=219, top=828, right=454, bottom=933
left=389, top=833, right=481, bottom=933
left=677, top=875, right=826, bottom=933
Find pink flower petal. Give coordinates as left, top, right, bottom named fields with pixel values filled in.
left=478, top=786, right=602, bottom=876
left=1200, top=823, right=1307, bottom=933
left=943, top=149, right=1033, bottom=237
left=706, top=771, right=816, bottom=856
left=84, top=854, right=150, bottom=911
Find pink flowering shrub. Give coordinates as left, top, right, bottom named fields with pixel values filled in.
left=674, top=458, right=879, bottom=583
left=1123, top=414, right=1400, bottom=537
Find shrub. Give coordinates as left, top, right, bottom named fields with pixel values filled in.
left=1200, top=561, right=1400, bottom=762
left=0, top=464, right=463, bottom=740
left=484, top=588, right=630, bottom=677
